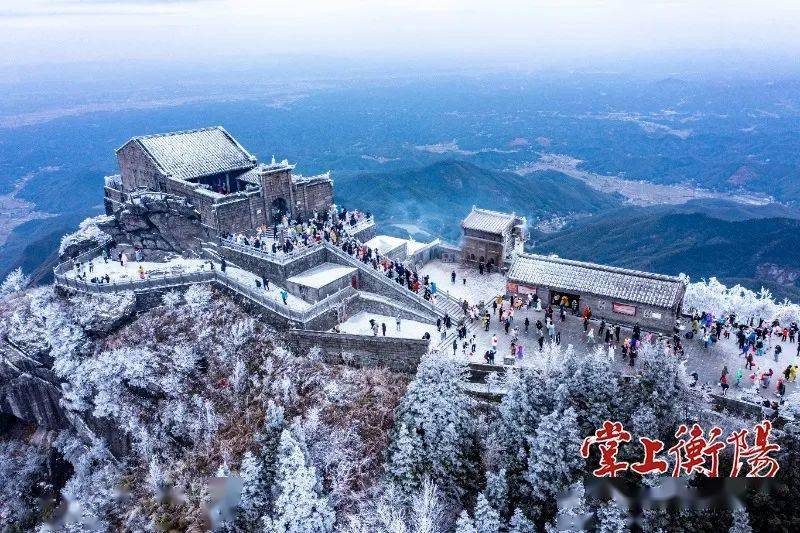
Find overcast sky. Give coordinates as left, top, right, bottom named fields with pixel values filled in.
left=1, top=0, right=798, bottom=70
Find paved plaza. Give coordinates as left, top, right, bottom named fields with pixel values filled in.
left=427, top=275, right=799, bottom=403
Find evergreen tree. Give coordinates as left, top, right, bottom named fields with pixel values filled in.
left=473, top=494, right=500, bottom=533
left=236, top=402, right=285, bottom=530
left=0, top=267, right=29, bottom=297
left=596, top=500, right=627, bottom=533
left=525, top=408, right=583, bottom=504
left=483, top=468, right=508, bottom=517
left=237, top=451, right=269, bottom=528
left=729, top=507, right=753, bottom=533
left=384, top=422, right=420, bottom=496
left=411, top=478, right=443, bottom=533
left=493, top=365, right=558, bottom=510
left=385, top=354, right=476, bottom=500
left=555, top=348, right=619, bottom=434
left=455, top=510, right=477, bottom=533
left=507, top=508, right=536, bottom=533
left=622, top=345, right=691, bottom=443
left=271, top=429, right=335, bottom=533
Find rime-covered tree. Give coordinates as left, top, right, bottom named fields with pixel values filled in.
left=596, top=500, right=627, bottom=533
left=455, top=511, right=477, bottom=533
left=237, top=401, right=285, bottom=529
left=729, top=507, right=753, bottom=533
left=385, top=354, right=476, bottom=501
left=492, top=360, right=559, bottom=508
left=483, top=468, right=508, bottom=517
left=0, top=267, right=29, bottom=297
left=410, top=478, right=444, bottom=533
left=473, top=494, right=500, bottom=533
left=384, top=422, right=420, bottom=496
left=524, top=408, right=583, bottom=514
left=270, top=428, right=335, bottom=533
left=620, top=345, right=691, bottom=444
left=507, top=508, right=536, bottom=533
left=555, top=348, right=619, bottom=434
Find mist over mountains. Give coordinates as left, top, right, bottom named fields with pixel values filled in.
left=1, top=70, right=799, bottom=296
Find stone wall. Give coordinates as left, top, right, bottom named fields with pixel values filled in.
left=215, top=196, right=255, bottom=234
left=531, top=286, right=677, bottom=333
left=286, top=269, right=356, bottom=303
left=219, top=244, right=329, bottom=284
left=117, top=141, right=162, bottom=191
left=433, top=242, right=462, bottom=263
left=164, top=179, right=217, bottom=227
left=347, top=293, right=438, bottom=324
left=286, top=329, right=428, bottom=374
left=294, top=179, right=334, bottom=220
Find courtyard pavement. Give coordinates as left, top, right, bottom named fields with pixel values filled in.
left=428, top=275, right=799, bottom=403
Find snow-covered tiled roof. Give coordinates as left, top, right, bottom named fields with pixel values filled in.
left=507, top=253, right=685, bottom=308
left=462, top=207, right=516, bottom=234
left=122, top=126, right=257, bottom=181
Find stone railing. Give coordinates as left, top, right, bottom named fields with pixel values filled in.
left=323, top=242, right=443, bottom=318
left=55, top=269, right=215, bottom=294
left=213, top=269, right=304, bottom=322
left=53, top=238, right=114, bottom=276
left=220, top=238, right=323, bottom=265
left=56, top=259, right=356, bottom=327
left=342, top=217, right=375, bottom=236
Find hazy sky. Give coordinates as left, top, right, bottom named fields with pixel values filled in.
left=1, top=0, right=799, bottom=70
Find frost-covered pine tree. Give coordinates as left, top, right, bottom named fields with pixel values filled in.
left=237, top=451, right=270, bottom=528
left=494, top=364, right=557, bottom=479
left=385, top=354, right=476, bottom=500
left=555, top=347, right=619, bottom=433
left=0, top=267, right=28, bottom=297
left=629, top=345, right=692, bottom=443
left=270, top=428, right=335, bottom=533
left=384, top=422, right=420, bottom=496
left=729, top=507, right=753, bottom=533
left=236, top=402, right=285, bottom=529
left=411, top=478, right=443, bottom=533
left=483, top=468, right=508, bottom=517
left=455, top=510, right=477, bottom=533
left=596, top=500, right=627, bottom=533
left=473, top=493, right=500, bottom=533
left=507, top=508, right=536, bottom=533
left=525, top=407, right=583, bottom=502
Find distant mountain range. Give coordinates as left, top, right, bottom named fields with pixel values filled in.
left=335, top=160, right=620, bottom=241
left=533, top=205, right=800, bottom=301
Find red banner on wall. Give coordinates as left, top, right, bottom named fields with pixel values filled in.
left=613, top=302, right=636, bottom=316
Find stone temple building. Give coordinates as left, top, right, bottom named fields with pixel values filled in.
left=506, top=252, right=686, bottom=332
left=104, top=126, right=333, bottom=234
left=460, top=207, right=526, bottom=270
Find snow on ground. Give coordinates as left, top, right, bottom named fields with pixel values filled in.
left=406, top=239, right=437, bottom=255
left=418, top=259, right=506, bottom=304
left=286, top=263, right=356, bottom=289
left=364, top=235, right=407, bottom=255
left=337, top=311, right=437, bottom=341
left=64, top=254, right=314, bottom=311
left=224, top=265, right=312, bottom=310
left=64, top=255, right=207, bottom=282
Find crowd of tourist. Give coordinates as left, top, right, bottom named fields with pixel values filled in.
left=684, top=309, right=800, bottom=405
left=220, top=207, right=373, bottom=256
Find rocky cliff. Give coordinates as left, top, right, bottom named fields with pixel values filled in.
left=99, top=193, right=211, bottom=256
left=0, top=288, right=137, bottom=457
